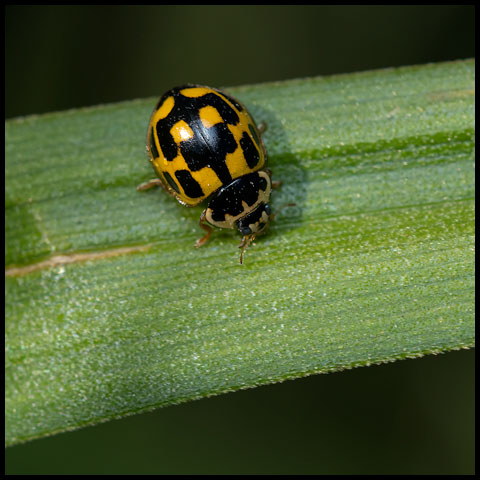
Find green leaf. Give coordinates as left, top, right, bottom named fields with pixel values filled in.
left=5, top=60, right=475, bottom=446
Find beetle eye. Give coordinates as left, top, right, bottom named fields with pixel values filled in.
left=239, top=225, right=252, bottom=235
left=264, top=204, right=271, bottom=215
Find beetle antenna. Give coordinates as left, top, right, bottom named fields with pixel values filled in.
left=239, top=234, right=256, bottom=265
left=269, top=203, right=296, bottom=221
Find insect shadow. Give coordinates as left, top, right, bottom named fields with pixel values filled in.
left=245, top=102, right=306, bottom=240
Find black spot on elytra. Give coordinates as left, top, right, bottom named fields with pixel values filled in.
left=220, top=91, right=244, bottom=112
left=240, top=131, right=260, bottom=169
left=163, top=171, right=180, bottom=193
left=149, top=126, right=160, bottom=158
left=175, top=169, right=204, bottom=198
left=248, top=123, right=261, bottom=148
left=156, top=121, right=178, bottom=161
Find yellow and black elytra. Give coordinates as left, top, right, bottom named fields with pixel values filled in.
left=138, top=84, right=277, bottom=263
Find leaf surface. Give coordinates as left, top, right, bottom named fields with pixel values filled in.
left=5, top=60, right=475, bottom=446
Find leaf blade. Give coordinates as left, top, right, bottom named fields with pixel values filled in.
left=5, top=60, right=475, bottom=446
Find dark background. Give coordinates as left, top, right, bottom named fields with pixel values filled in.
left=5, top=5, right=475, bottom=118
left=5, top=5, right=475, bottom=474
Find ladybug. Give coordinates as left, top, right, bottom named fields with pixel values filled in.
left=138, top=84, right=280, bottom=264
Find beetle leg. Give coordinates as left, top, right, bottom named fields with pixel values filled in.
left=263, top=169, right=281, bottom=188
left=137, top=178, right=164, bottom=191
left=258, top=122, right=268, bottom=135
left=195, top=211, right=214, bottom=248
